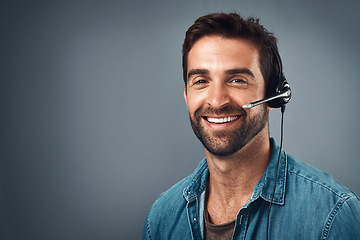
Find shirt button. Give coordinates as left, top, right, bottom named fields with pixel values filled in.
left=194, top=218, right=197, bottom=221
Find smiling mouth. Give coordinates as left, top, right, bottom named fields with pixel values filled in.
left=205, top=115, right=240, bottom=124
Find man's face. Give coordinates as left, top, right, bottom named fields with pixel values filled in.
left=184, top=36, right=269, bottom=157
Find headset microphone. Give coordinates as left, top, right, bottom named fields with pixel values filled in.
left=242, top=83, right=291, bottom=109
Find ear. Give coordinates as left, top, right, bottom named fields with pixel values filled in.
left=183, top=84, right=188, bottom=107
left=267, top=105, right=274, bottom=112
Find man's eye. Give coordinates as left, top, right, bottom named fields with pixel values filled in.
left=194, top=79, right=207, bottom=84
left=231, top=79, right=246, bottom=83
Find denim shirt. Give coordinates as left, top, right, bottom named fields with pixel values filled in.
left=143, top=138, right=360, bottom=239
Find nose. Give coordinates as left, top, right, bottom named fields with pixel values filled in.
left=206, top=82, right=230, bottom=108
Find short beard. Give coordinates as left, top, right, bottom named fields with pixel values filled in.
left=189, top=104, right=268, bottom=157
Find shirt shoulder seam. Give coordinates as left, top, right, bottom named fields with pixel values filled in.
left=321, top=195, right=355, bottom=239
left=287, top=169, right=350, bottom=198
left=145, top=204, right=154, bottom=240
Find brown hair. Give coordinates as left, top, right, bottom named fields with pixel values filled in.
left=182, top=13, right=279, bottom=96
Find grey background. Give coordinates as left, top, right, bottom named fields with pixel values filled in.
left=0, top=0, right=359, bottom=239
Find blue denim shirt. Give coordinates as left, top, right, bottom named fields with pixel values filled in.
left=143, top=138, right=360, bottom=239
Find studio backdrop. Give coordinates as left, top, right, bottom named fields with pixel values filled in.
left=0, top=0, right=359, bottom=239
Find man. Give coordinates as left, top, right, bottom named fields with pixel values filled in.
left=143, top=13, right=360, bottom=239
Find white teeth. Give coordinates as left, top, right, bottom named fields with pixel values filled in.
left=207, top=116, right=239, bottom=123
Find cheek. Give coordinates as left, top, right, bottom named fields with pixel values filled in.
left=186, top=93, right=204, bottom=112
left=239, top=88, right=265, bottom=106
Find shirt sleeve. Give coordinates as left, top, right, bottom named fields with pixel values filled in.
left=142, top=212, right=152, bottom=240
left=322, top=195, right=360, bottom=240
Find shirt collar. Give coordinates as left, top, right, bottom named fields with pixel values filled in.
left=183, top=158, right=209, bottom=202
left=183, top=137, right=287, bottom=205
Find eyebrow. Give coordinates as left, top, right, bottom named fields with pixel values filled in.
left=225, top=68, right=255, bottom=78
left=187, top=68, right=255, bottom=81
left=187, top=69, right=209, bottom=80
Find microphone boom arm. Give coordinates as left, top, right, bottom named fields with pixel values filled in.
left=242, top=89, right=291, bottom=109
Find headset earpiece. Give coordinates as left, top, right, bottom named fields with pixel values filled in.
left=267, top=44, right=292, bottom=108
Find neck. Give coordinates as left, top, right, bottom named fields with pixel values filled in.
left=204, top=127, right=271, bottom=224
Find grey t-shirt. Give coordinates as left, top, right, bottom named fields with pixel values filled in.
left=204, top=207, right=235, bottom=240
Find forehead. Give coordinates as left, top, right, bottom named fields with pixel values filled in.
left=187, top=36, right=260, bottom=72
